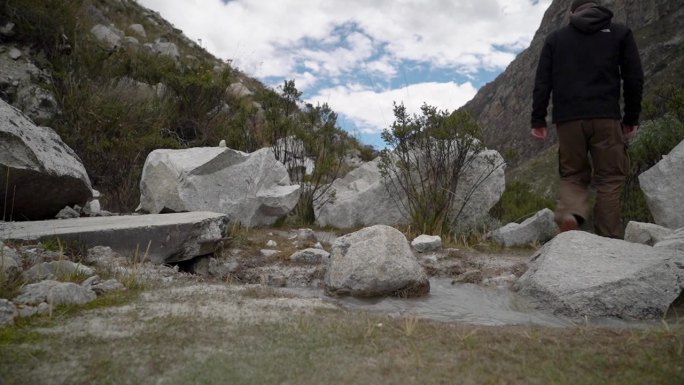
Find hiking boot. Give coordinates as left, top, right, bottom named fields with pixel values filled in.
left=558, top=214, right=579, bottom=232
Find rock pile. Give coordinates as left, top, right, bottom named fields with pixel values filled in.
left=0, top=242, right=128, bottom=326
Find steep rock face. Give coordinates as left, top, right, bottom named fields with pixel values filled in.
left=463, top=0, right=684, bottom=167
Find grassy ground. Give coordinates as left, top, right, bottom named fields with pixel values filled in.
left=1, top=281, right=682, bottom=385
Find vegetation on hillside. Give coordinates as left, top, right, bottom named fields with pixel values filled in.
left=0, top=0, right=365, bottom=215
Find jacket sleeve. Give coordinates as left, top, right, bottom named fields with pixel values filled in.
left=531, top=36, right=553, bottom=128
left=620, top=29, right=643, bottom=126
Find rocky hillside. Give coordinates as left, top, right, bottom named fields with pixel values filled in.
left=463, top=0, right=684, bottom=167
left=0, top=0, right=370, bottom=213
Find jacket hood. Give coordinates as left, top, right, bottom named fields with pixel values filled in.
left=570, top=5, right=613, bottom=33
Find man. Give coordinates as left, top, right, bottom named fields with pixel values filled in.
left=530, top=0, right=643, bottom=238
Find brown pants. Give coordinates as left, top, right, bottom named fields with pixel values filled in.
left=556, top=119, right=629, bottom=238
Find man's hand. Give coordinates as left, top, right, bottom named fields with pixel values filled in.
left=622, top=124, right=638, bottom=141
left=530, top=126, right=547, bottom=141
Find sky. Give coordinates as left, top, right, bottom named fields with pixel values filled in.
left=138, top=0, right=552, bottom=148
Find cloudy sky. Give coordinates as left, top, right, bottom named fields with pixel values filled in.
left=138, top=0, right=551, bottom=148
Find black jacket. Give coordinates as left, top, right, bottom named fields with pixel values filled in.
left=531, top=6, right=643, bottom=127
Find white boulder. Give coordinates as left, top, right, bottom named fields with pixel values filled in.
left=139, top=147, right=300, bottom=227
left=324, top=225, right=430, bottom=297
left=639, top=140, right=684, bottom=229
left=515, top=231, right=684, bottom=320
left=411, top=235, right=442, bottom=253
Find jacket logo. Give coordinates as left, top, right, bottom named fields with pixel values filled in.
left=600, top=28, right=611, bottom=32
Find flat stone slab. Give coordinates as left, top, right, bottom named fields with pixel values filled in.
left=0, top=212, right=229, bottom=264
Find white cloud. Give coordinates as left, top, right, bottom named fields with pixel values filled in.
left=137, top=0, right=550, bottom=137
left=138, top=0, right=551, bottom=77
left=309, top=82, right=478, bottom=133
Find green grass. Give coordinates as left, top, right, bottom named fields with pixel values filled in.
left=1, top=284, right=682, bottom=385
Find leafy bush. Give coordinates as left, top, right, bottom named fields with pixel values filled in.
left=378, top=103, right=503, bottom=235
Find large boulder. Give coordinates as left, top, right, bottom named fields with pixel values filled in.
left=315, top=149, right=504, bottom=230
left=639, top=140, right=684, bottom=229
left=139, top=147, right=300, bottom=227
left=515, top=231, right=684, bottom=320
left=324, top=225, right=430, bottom=297
left=490, top=208, right=558, bottom=247
left=0, top=99, right=92, bottom=220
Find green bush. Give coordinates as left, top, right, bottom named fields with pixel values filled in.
left=490, top=181, right=555, bottom=225
left=379, top=104, right=503, bottom=236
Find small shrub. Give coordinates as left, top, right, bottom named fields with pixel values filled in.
left=379, top=103, right=503, bottom=236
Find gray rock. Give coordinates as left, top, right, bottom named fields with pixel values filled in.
left=85, top=246, right=125, bottom=267
left=16, top=303, right=50, bottom=318
left=124, top=36, right=139, bottom=46
left=16, top=83, right=60, bottom=124
left=324, top=225, right=430, bottom=297
left=639, top=139, right=684, bottom=229
left=23, top=261, right=94, bottom=283
left=411, top=234, right=442, bottom=253
left=14, top=280, right=97, bottom=306
left=2, top=212, right=229, bottom=264
left=128, top=24, right=147, bottom=38
left=81, top=275, right=101, bottom=288
left=92, top=279, right=124, bottom=295
left=655, top=228, right=684, bottom=252
left=90, top=24, right=123, bottom=49
left=295, top=228, right=317, bottom=243
left=0, top=299, right=18, bottom=326
left=0, top=99, right=92, bottom=220
left=290, top=248, right=330, bottom=264
left=315, top=148, right=504, bottom=230
left=490, top=208, right=558, bottom=247
left=227, top=82, right=253, bottom=98
left=515, top=231, right=684, bottom=319
left=1, top=243, right=21, bottom=275
left=8, top=47, right=21, bottom=60
left=150, top=40, right=179, bottom=60
left=139, top=147, right=300, bottom=227
left=0, top=22, right=16, bottom=37
left=56, top=206, right=81, bottom=219
left=83, top=199, right=101, bottom=216
left=624, top=221, right=674, bottom=246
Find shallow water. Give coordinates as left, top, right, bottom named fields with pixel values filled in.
left=333, top=278, right=573, bottom=327
left=284, top=278, right=668, bottom=328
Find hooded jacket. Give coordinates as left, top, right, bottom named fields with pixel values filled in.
left=531, top=6, right=644, bottom=127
